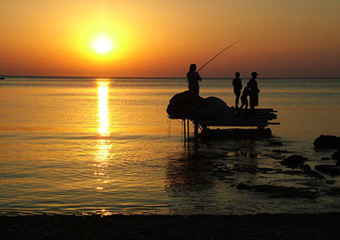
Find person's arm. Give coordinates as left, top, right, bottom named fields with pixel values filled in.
left=197, top=72, right=202, bottom=81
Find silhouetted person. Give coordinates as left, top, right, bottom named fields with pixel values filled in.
left=247, top=72, right=260, bottom=109
left=187, top=64, right=202, bottom=95
left=232, top=72, right=242, bottom=108
left=240, top=86, right=249, bottom=109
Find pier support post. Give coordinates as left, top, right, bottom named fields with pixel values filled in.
left=187, top=119, right=190, bottom=143
left=183, top=119, right=186, bottom=147
left=194, top=121, right=199, bottom=147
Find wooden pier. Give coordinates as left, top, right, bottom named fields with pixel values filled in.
left=166, top=91, right=280, bottom=146
left=180, top=108, right=279, bottom=146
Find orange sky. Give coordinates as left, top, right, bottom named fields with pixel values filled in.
left=0, top=0, right=339, bottom=78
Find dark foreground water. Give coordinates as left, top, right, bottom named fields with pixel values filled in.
left=0, top=77, right=339, bottom=215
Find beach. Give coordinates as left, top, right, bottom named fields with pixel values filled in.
left=2, top=213, right=340, bottom=239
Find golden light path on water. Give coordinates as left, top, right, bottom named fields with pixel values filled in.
left=94, top=80, right=112, bottom=215
left=97, top=81, right=110, bottom=136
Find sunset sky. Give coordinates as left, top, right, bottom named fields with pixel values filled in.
left=1, top=0, right=339, bottom=78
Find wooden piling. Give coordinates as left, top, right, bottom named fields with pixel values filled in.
left=194, top=121, right=199, bottom=147
left=183, top=119, right=186, bottom=147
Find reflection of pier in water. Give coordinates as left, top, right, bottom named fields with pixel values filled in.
left=166, top=141, right=260, bottom=214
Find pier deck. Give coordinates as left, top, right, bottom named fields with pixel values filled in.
left=196, top=108, right=279, bottom=129
left=182, top=108, right=280, bottom=145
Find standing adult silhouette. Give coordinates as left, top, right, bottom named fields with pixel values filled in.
left=247, top=72, right=260, bottom=109
left=187, top=64, right=202, bottom=96
left=232, top=72, right=242, bottom=108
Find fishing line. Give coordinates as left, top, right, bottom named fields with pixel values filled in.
left=197, top=38, right=244, bottom=72
left=175, top=119, right=185, bottom=149
left=167, top=118, right=172, bottom=137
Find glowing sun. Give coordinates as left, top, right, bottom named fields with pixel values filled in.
left=92, top=37, right=113, bottom=54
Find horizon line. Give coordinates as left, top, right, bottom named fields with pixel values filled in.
left=2, top=75, right=340, bottom=80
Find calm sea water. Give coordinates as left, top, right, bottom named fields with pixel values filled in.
left=0, top=77, right=340, bottom=215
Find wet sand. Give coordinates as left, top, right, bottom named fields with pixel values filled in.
left=1, top=213, right=340, bottom=240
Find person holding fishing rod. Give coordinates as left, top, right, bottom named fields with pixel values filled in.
left=187, top=64, right=202, bottom=96
left=188, top=39, right=243, bottom=96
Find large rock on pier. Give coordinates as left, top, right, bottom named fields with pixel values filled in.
left=166, top=91, right=233, bottom=120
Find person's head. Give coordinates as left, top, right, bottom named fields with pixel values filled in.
left=189, top=64, right=196, bottom=72
left=251, top=72, right=259, bottom=78
left=235, top=72, right=240, bottom=78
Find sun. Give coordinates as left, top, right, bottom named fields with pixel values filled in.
left=92, top=37, right=113, bottom=54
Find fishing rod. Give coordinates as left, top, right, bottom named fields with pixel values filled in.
left=197, top=38, right=243, bottom=72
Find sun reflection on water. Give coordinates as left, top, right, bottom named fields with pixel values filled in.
left=94, top=139, right=111, bottom=190
left=94, top=79, right=112, bottom=192
left=97, top=81, right=110, bottom=137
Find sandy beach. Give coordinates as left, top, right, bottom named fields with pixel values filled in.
left=1, top=213, right=340, bottom=239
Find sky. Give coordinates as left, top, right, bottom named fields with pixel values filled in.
left=1, top=0, right=340, bottom=78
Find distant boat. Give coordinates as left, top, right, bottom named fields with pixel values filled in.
left=0, top=77, right=5, bottom=80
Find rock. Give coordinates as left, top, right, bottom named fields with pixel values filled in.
left=236, top=183, right=252, bottom=190
left=166, top=91, right=201, bottom=119
left=300, top=164, right=311, bottom=171
left=315, top=165, right=340, bottom=176
left=236, top=183, right=318, bottom=199
left=281, top=155, right=308, bottom=169
left=332, top=150, right=340, bottom=160
left=314, top=135, right=340, bottom=149
left=166, top=91, right=233, bottom=120
left=205, top=97, right=229, bottom=117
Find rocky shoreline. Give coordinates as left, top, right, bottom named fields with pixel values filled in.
left=1, top=213, right=340, bottom=240
left=198, top=135, right=340, bottom=201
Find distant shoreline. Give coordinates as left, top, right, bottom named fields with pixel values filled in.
left=1, top=213, right=340, bottom=239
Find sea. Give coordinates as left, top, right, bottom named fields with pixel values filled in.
left=0, top=77, right=340, bottom=216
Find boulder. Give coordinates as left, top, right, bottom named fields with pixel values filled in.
left=314, top=135, right=340, bottom=149
left=300, top=164, right=311, bottom=171
left=166, top=91, right=232, bottom=120
left=166, top=91, right=201, bottom=119
left=281, top=155, right=308, bottom=169
left=315, top=165, right=340, bottom=176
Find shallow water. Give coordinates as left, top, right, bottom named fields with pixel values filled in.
left=0, top=77, right=340, bottom=215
